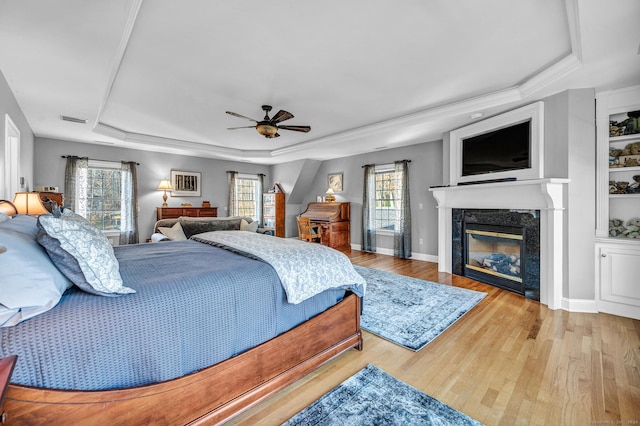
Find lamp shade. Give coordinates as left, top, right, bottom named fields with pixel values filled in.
left=325, top=188, right=335, bottom=195
left=12, top=192, right=50, bottom=216
left=156, top=179, right=172, bottom=191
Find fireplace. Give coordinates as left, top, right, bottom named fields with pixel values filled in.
left=464, top=223, right=525, bottom=295
left=453, top=209, right=540, bottom=301
left=430, top=179, right=569, bottom=309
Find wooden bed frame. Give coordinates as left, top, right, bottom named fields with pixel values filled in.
left=3, top=293, right=362, bottom=425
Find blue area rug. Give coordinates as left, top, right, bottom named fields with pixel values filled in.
left=283, top=364, right=483, bottom=425
left=355, top=266, right=487, bottom=351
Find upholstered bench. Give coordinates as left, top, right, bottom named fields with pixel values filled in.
left=151, top=216, right=272, bottom=242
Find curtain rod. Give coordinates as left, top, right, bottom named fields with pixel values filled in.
left=61, top=155, right=140, bottom=165
left=362, top=159, right=412, bottom=168
left=227, top=170, right=266, bottom=177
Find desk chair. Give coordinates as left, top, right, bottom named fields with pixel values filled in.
left=296, top=216, right=321, bottom=243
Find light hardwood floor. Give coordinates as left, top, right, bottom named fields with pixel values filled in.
left=230, top=250, right=640, bottom=425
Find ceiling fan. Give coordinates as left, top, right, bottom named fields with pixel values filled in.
left=226, top=105, right=311, bottom=138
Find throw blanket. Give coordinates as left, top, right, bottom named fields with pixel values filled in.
left=192, top=231, right=366, bottom=304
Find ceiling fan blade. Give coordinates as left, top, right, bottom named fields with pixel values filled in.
left=278, top=125, right=311, bottom=133
left=271, top=110, right=294, bottom=124
left=227, top=126, right=256, bottom=130
left=226, top=111, right=258, bottom=123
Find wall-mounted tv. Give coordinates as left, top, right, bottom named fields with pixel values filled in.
left=462, top=120, right=531, bottom=176
left=450, top=101, right=544, bottom=185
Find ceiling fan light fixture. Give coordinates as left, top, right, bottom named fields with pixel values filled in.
left=256, top=124, right=278, bottom=137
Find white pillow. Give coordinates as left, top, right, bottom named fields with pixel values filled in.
left=0, top=215, right=73, bottom=327
left=240, top=219, right=258, bottom=232
left=0, top=212, right=10, bottom=223
left=158, top=222, right=187, bottom=240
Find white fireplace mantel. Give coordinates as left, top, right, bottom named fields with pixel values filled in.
left=429, top=178, right=570, bottom=310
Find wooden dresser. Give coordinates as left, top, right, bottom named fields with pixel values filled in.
left=37, top=192, right=64, bottom=207
left=299, top=202, right=351, bottom=251
left=156, top=207, right=218, bottom=221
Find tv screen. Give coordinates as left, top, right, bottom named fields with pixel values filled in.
left=461, top=120, right=531, bottom=176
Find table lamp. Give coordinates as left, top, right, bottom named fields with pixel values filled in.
left=325, top=188, right=336, bottom=202
left=156, top=178, right=172, bottom=207
left=12, top=192, right=50, bottom=216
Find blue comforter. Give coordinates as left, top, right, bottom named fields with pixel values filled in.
left=0, top=240, right=349, bottom=390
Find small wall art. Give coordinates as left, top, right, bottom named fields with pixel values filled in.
left=328, top=172, right=343, bottom=192
left=171, top=170, right=201, bottom=197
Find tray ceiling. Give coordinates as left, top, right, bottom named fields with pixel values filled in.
left=0, top=0, right=639, bottom=163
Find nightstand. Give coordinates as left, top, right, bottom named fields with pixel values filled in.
left=0, top=355, right=17, bottom=423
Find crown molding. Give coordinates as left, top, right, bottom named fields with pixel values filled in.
left=93, top=122, right=272, bottom=160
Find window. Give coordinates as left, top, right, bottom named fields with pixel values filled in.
left=234, top=175, right=261, bottom=220
left=65, top=157, right=138, bottom=245
left=77, top=160, right=122, bottom=231
left=374, top=167, right=399, bottom=232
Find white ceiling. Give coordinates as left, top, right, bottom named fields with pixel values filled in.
left=1, top=0, right=639, bottom=164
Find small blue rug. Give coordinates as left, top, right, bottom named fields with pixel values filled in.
left=355, top=266, right=487, bottom=351
left=283, top=364, right=483, bottom=425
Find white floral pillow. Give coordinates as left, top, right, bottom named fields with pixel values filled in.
left=37, top=210, right=135, bottom=296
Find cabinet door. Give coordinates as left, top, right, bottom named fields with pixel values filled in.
left=599, top=246, right=640, bottom=307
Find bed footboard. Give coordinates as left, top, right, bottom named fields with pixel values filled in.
left=3, top=293, right=361, bottom=426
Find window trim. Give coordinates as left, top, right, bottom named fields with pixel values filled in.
left=374, top=163, right=397, bottom=235
left=234, top=174, right=260, bottom=220
left=83, top=160, right=123, bottom=232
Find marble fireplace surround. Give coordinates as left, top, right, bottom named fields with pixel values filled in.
left=430, top=178, right=570, bottom=310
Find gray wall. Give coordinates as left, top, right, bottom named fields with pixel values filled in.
left=34, top=138, right=270, bottom=239
left=0, top=70, right=34, bottom=198
left=543, top=89, right=596, bottom=300
left=300, top=141, right=444, bottom=257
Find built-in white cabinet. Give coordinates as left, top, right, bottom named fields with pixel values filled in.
left=595, top=85, right=640, bottom=320
left=596, top=240, right=640, bottom=319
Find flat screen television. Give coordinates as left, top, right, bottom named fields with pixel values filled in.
left=449, top=101, right=544, bottom=185
left=461, top=120, right=530, bottom=176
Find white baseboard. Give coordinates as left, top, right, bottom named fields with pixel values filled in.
left=350, top=244, right=438, bottom=263
left=596, top=300, right=640, bottom=320
left=561, top=297, right=598, bottom=313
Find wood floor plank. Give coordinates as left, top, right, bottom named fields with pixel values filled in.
left=228, top=250, right=640, bottom=425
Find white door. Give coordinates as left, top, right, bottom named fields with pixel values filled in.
left=4, top=114, right=20, bottom=199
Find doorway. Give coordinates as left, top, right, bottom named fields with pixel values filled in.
left=4, top=114, right=20, bottom=199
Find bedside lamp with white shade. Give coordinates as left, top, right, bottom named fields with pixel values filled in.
left=12, top=192, right=50, bottom=216
left=156, top=178, right=172, bottom=207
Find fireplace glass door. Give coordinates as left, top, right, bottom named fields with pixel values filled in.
left=464, top=223, right=525, bottom=295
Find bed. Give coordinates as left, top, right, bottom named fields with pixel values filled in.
left=0, top=208, right=365, bottom=425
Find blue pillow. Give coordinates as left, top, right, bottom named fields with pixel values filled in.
left=0, top=215, right=73, bottom=327
left=37, top=210, right=135, bottom=297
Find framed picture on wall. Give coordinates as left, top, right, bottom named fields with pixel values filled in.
left=171, top=170, right=201, bottom=197
left=328, top=172, right=343, bottom=192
